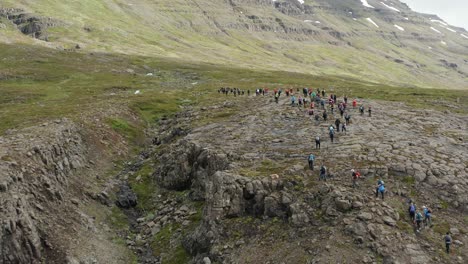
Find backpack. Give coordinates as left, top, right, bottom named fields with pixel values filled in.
left=416, top=212, right=422, bottom=220
left=320, top=166, right=326, bottom=174
left=445, top=235, right=451, bottom=243
left=410, top=205, right=415, bottom=213
left=378, top=185, right=385, bottom=192
left=316, top=136, right=320, bottom=141
left=308, top=154, right=315, bottom=161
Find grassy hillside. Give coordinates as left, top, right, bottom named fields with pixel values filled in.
left=0, top=42, right=466, bottom=136
left=1, top=0, right=467, bottom=89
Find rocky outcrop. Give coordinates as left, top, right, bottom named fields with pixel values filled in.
left=0, top=8, right=63, bottom=40
left=0, top=119, right=88, bottom=263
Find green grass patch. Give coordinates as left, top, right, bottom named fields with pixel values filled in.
left=108, top=206, right=130, bottom=231
left=439, top=200, right=449, bottom=210
left=396, top=220, right=413, bottom=233
left=401, top=176, right=416, bottom=185
left=150, top=223, right=190, bottom=264
left=239, top=159, right=289, bottom=177
left=128, top=162, right=157, bottom=212
left=433, top=221, right=451, bottom=235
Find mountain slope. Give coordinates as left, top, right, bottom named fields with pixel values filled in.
left=1, top=0, right=467, bottom=89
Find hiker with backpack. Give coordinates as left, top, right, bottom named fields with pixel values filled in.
left=319, top=165, right=327, bottom=181
left=335, top=119, right=341, bottom=132
left=342, top=123, right=347, bottom=134
left=415, top=211, right=423, bottom=232
left=308, top=154, right=315, bottom=170
left=375, top=179, right=384, bottom=198
left=377, top=182, right=385, bottom=199
left=315, top=136, right=321, bottom=149
left=329, top=125, right=335, bottom=143
left=359, top=105, right=364, bottom=116
left=291, top=95, right=296, bottom=106
left=352, top=169, right=359, bottom=188
left=323, top=111, right=328, bottom=121
left=445, top=232, right=452, bottom=254
left=368, top=106, right=372, bottom=117
left=352, top=99, right=357, bottom=109
left=423, top=206, right=432, bottom=227
left=344, top=113, right=351, bottom=125
left=409, top=203, right=416, bottom=222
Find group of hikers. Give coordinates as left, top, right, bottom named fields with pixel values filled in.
left=408, top=201, right=433, bottom=232
left=218, top=87, right=249, bottom=96
left=217, top=85, right=453, bottom=254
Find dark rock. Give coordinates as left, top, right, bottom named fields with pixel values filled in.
left=115, top=184, right=137, bottom=208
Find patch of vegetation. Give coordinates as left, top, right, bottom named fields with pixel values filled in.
left=396, top=220, right=413, bottom=233
left=128, top=162, right=157, bottom=212
left=439, top=200, right=449, bottom=210
left=400, top=176, right=416, bottom=185
left=433, top=221, right=451, bottom=235
left=150, top=222, right=190, bottom=264
left=239, top=159, right=289, bottom=177
left=108, top=206, right=130, bottom=231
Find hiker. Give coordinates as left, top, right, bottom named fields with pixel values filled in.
left=342, top=123, right=347, bottom=134
left=368, top=106, right=372, bottom=117
left=359, top=105, right=364, bottom=115
left=322, top=90, right=325, bottom=97
left=314, top=114, right=320, bottom=123
left=322, top=111, right=328, bottom=121
left=310, top=101, right=315, bottom=109
left=298, top=96, right=303, bottom=107
left=247, top=90, right=250, bottom=96
left=352, top=169, right=358, bottom=188
left=409, top=202, right=416, bottom=222
left=445, top=232, right=452, bottom=254
left=315, top=136, right=321, bottom=149
left=329, top=126, right=335, bottom=143
left=377, top=181, right=385, bottom=199
left=275, top=92, right=279, bottom=104
left=319, top=165, right=327, bottom=181
left=320, top=99, right=325, bottom=109
left=423, top=206, right=432, bottom=227
left=344, top=96, right=348, bottom=104
left=375, top=179, right=383, bottom=197
left=344, top=113, right=351, bottom=125
left=308, top=154, right=315, bottom=170
left=291, top=95, right=296, bottom=106
left=335, top=119, right=341, bottom=132
left=308, top=109, right=314, bottom=116
left=415, top=211, right=423, bottom=231
left=352, top=99, right=357, bottom=109
left=330, top=103, right=334, bottom=114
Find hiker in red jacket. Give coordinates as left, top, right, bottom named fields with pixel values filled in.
left=352, top=99, right=357, bottom=109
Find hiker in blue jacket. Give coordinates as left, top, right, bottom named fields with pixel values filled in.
left=308, top=154, right=315, bottom=170
left=377, top=181, right=385, bottom=199
left=375, top=179, right=383, bottom=198
left=423, top=206, right=432, bottom=227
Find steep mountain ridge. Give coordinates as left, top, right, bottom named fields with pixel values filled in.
left=0, top=0, right=467, bottom=89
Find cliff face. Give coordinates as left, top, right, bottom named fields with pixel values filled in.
left=1, top=0, right=467, bottom=88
